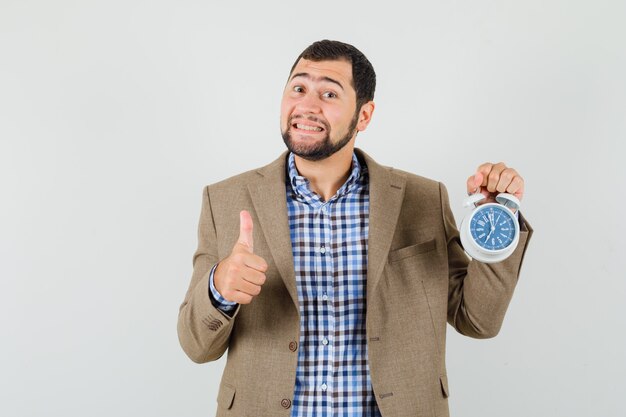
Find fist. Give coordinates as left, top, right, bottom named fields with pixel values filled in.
left=213, top=210, right=268, bottom=304
left=466, top=162, right=524, bottom=212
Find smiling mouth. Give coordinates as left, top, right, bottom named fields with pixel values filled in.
left=292, top=123, right=325, bottom=134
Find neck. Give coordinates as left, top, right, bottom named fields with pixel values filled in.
left=293, top=142, right=356, bottom=202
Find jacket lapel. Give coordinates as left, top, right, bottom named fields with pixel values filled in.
left=358, top=149, right=406, bottom=306
left=247, top=147, right=406, bottom=316
left=246, top=150, right=300, bottom=314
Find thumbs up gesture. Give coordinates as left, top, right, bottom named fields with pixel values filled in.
left=213, top=210, right=268, bottom=304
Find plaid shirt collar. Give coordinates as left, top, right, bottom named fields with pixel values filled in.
left=287, top=151, right=363, bottom=205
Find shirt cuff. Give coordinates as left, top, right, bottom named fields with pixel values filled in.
left=208, top=263, right=239, bottom=311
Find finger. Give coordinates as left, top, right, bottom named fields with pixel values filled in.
left=466, top=173, right=483, bottom=195
left=495, top=168, right=518, bottom=193
left=486, top=162, right=507, bottom=193
left=226, top=290, right=253, bottom=305
left=475, top=163, right=494, bottom=187
left=237, top=210, right=254, bottom=253
left=506, top=176, right=525, bottom=200
left=234, top=277, right=262, bottom=297
left=237, top=253, right=268, bottom=273
left=240, top=265, right=267, bottom=286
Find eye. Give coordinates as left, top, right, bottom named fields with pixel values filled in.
left=293, top=85, right=304, bottom=93
left=323, top=91, right=337, bottom=98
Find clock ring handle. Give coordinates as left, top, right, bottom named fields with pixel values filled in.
left=495, top=193, right=521, bottom=211
left=463, top=193, right=486, bottom=208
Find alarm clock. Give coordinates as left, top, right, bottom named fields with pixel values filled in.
left=459, top=192, right=520, bottom=263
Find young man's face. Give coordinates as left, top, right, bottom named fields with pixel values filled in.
left=280, top=58, right=360, bottom=161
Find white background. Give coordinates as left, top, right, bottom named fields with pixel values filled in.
left=1, top=1, right=624, bottom=416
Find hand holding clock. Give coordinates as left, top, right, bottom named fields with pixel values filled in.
left=465, top=162, right=525, bottom=213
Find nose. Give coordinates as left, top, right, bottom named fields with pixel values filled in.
left=294, top=91, right=322, bottom=114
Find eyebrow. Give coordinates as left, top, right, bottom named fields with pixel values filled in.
left=289, top=72, right=345, bottom=91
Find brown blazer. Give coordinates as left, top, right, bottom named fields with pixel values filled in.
left=177, top=147, right=533, bottom=417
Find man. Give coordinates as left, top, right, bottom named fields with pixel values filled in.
left=177, top=40, right=532, bottom=417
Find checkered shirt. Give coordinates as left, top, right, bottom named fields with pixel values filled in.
left=209, top=150, right=381, bottom=416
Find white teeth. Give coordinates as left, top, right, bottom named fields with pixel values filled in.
left=296, top=123, right=322, bottom=131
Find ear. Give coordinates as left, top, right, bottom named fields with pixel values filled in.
left=356, top=101, right=375, bottom=132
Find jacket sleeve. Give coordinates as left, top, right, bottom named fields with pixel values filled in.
left=177, top=185, right=241, bottom=363
left=440, top=182, right=533, bottom=339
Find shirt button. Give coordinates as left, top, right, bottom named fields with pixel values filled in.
left=321, top=383, right=328, bottom=391
left=322, top=338, right=329, bottom=346
left=322, top=293, right=328, bottom=301
left=281, top=399, right=291, bottom=409
left=289, top=341, right=298, bottom=352
left=320, top=246, right=326, bottom=254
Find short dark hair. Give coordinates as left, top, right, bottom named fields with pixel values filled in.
left=288, top=39, right=376, bottom=111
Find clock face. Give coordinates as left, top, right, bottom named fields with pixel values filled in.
left=470, top=205, right=516, bottom=251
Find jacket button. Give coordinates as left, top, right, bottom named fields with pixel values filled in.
left=281, top=399, right=291, bottom=409
left=289, top=341, right=298, bottom=352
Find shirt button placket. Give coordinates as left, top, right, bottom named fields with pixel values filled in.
left=319, top=201, right=333, bottom=407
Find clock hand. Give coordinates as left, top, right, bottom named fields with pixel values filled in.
left=485, top=211, right=496, bottom=242
left=495, top=212, right=502, bottom=228
left=485, top=228, right=494, bottom=243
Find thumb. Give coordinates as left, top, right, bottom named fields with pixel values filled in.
left=473, top=172, right=491, bottom=198
left=237, top=210, right=254, bottom=253
left=467, top=172, right=484, bottom=195
left=473, top=172, right=484, bottom=189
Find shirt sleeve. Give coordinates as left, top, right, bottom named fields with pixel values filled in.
left=208, top=262, right=239, bottom=316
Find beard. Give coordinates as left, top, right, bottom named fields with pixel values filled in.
left=281, top=109, right=359, bottom=162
